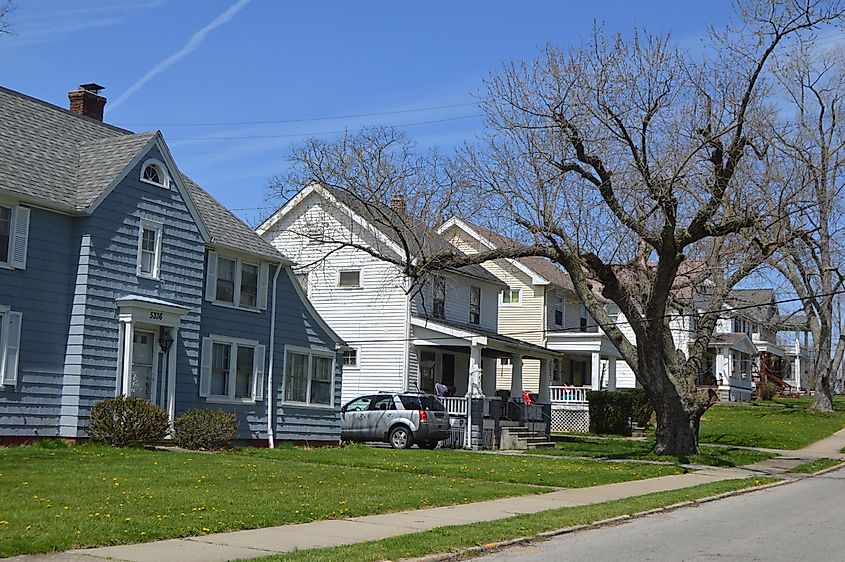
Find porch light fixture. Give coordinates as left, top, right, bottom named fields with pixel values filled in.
left=158, top=328, right=174, bottom=353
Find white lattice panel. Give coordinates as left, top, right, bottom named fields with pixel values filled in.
left=551, top=408, right=589, bottom=433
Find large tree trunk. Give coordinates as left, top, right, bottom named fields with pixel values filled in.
left=653, top=397, right=701, bottom=456
left=810, top=328, right=835, bottom=413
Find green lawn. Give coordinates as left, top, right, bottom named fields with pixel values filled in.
left=755, top=396, right=845, bottom=410
left=239, top=443, right=684, bottom=489
left=528, top=436, right=774, bottom=467
left=0, top=443, right=543, bottom=557
left=788, top=458, right=844, bottom=474
left=699, top=404, right=845, bottom=449
left=256, top=477, right=777, bottom=562
left=0, top=442, right=684, bottom=557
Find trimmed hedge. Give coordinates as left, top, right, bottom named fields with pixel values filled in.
left=173, top=408, right=238, bottom=450
left=620, top=388, right=654, bottom=428
left=587, top=391, right=633, bottom=435
left=88, top=396, right=170, bottom=447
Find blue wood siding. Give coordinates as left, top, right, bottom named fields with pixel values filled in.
left=0, top=208, right=78, bottom=436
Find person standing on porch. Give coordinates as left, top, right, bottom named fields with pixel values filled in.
left=435, top=382, right=448, bottom=397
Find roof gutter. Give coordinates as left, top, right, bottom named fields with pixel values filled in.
left=266, top=264, right=283, bottom=449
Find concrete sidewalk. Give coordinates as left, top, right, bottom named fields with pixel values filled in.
left=737, top=426, right=845, bottom=475
left=6, top=468, right=743, bottom=562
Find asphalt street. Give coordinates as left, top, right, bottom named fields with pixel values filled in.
left=476, top=467, right=845, bottom=561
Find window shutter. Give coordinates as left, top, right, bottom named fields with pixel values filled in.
left=199, top=337, right=212, bottom=397
left=257, top=263, right=270, bottom=310
left=2, top=312, right=22, bottom=386
left=205, top=251, right=218, bottom=301
left=10, top=206, right=30, bottom=269
left=253, top=344, right=266, bottom=401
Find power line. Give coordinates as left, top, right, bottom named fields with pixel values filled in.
left=115, top=101, right=478, bottom=127
left=325, top=288, right=845, bottom=345
left=167, top=114, right=481, bottom=141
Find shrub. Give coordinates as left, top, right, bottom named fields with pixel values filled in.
left=88, top=396, right=170, bottom=447
left=173, top=409, right=237, bottom=450
left=587, top=391, right=633, bottom=435
left=620, top=389, right=654, bottom=428
left=759, top=383, right=779, bottom=401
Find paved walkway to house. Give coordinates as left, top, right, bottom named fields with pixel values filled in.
left=8, top=430, right=845, bottom=562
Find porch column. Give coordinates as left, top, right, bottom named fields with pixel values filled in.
left=119, top=319, right=134, bottom=397
left=468, top=342, right=483, bottom=397
left=166, top=328, right=179, bottom=426
left=482, top=356, right=497, bottom=397
left=538, top=358, right=551, bottom=404
left=510, top=353, right=524, bottom=399
left=591, top=351, right=601, bottom=391
left=607, top=357, right=617, bottom=391
left=794, top=356, right=802, bottom=391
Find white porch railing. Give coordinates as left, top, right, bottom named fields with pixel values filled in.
left=550, top=386, right=589, bottom=404
left=440, top=396, right=468, bottom=416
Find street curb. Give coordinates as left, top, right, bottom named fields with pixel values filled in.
left=401, top=478, right=790, bottom=562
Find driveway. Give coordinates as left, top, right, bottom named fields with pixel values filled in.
left=476, top=466, right=845, bottom=561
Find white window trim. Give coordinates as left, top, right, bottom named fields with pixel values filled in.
left=136, top=219, right=163, bottom=280
left=204, top=334, right=261, bottom=404
left=337, top=269, right=362, bottom=289
left=281, top=344, right=336, bottom=409
left=0, top=203, right=30, bottom=271
left=210, top=252, right=266, bottom=312
left=342, top=346, right=360, bottom=370
left=554, top=293, right=564, bottom=327
left=500, top=287, right=521, bottom=306
left=469, top=285, right=481, bottom=325
left=139, top=158, right=170, bottom=188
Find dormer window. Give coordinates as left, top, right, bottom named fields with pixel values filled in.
left=140, top=159, right=169, bottom=188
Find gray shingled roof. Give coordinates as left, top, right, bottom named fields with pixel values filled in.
left=0, top=86, right=284, bottom=262
left=323, top=187, right=505, bottom=286
left=728, top=288, right=778, bottom=323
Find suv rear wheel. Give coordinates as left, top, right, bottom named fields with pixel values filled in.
left=389, top=425, right=413, bottom=449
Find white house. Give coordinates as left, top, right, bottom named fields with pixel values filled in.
left=257, top=185, right=558, bottom=448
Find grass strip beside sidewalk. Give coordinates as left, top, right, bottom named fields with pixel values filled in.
left=788, top=458, right=844, bottom=474
left=255, top=477, right=778, bottom=562
left=699, top=405, right=845, bottom=449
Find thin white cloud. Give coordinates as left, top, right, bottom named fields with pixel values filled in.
left=108, top=0, right=251, bottom=112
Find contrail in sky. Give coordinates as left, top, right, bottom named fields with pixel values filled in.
left=108, top=0, right=252, bottom=112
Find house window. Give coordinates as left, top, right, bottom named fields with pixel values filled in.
left=284, top=347, right=335, bottom=407
left=0, top=204, right=29, bottom=269
left=342, top=347, right=359, bottom=368
left=216, top=256, right=237, bottom=303
left=433, top=275, right=446, bottom=318
left=579, top=304, right=588, bottom=332
left=500, top=357, right=512, bottom=366
left=501, top=288, right=520, bottom=304
left=339, top=270, right=361, bottom=288
left=240, top=263, right=259, bottom=308
left=469, top=286, right=481, bottom=325
left=202, top=336, right=265, bottom=402
left=554, top=293, right=564, bottom=326
left=0, top=206, right=10, bottom=264
left=140, top=159, right=168, bottom=188
left=137, top=221, right=162, bottom=279
left=295, top=273, right=308, bottom=296
left=207, top=251, right=267, bottom=310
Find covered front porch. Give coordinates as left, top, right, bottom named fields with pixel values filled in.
left=411, top=316, right=559, bottom=449
left=707, top=333, right=758, bottom=401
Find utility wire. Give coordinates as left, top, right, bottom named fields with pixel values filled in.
left=115, top=101, right=478, bottom=127
left=332, top=288, right=845, bottom=345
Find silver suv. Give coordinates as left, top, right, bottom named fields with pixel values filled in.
left=340, top=393, right=451, bottom=449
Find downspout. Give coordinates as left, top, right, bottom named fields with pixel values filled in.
left=267, top=263, right=283, bottom=448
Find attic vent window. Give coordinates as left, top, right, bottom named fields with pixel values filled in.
left=140, top=159, right=168, bottom=188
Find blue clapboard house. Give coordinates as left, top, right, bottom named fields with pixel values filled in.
left=0, top=84, right=344, bottom=444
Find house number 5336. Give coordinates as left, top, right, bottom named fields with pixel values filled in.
left=149, top=312, right=164, bottom=320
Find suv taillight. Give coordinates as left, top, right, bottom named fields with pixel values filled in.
left=419, top=409, right=428, bottom=423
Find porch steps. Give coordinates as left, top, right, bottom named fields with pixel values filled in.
left=499, top=426, right=555, bottom=450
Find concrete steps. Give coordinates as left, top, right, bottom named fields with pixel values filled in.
left=500, top=426, right=555, bottom=450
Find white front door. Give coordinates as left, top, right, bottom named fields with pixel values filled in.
left=130, top=330, right=156, bottom=401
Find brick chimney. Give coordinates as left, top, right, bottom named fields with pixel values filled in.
left=68, top=83, right=106, bottom=121
left=390, top=195, right=406, bottom=215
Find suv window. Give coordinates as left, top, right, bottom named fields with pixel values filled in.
left=398, top=395, right=446, bottom=412
left=370, top=395, right=396, bottom=411
left=344, top=396, right=374, bottom=412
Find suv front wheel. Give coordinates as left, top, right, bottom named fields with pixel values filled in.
left=389, top=425, right=413, bottom=449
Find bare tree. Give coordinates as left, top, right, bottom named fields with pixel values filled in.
left=770, top=44, right=845, bottom=411
left=273, top=1, right=844, bottom=455
left=0, top=1, right=14, bottom=36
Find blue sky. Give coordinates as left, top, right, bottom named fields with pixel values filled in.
left=1, top=0, right=733, bottom=225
